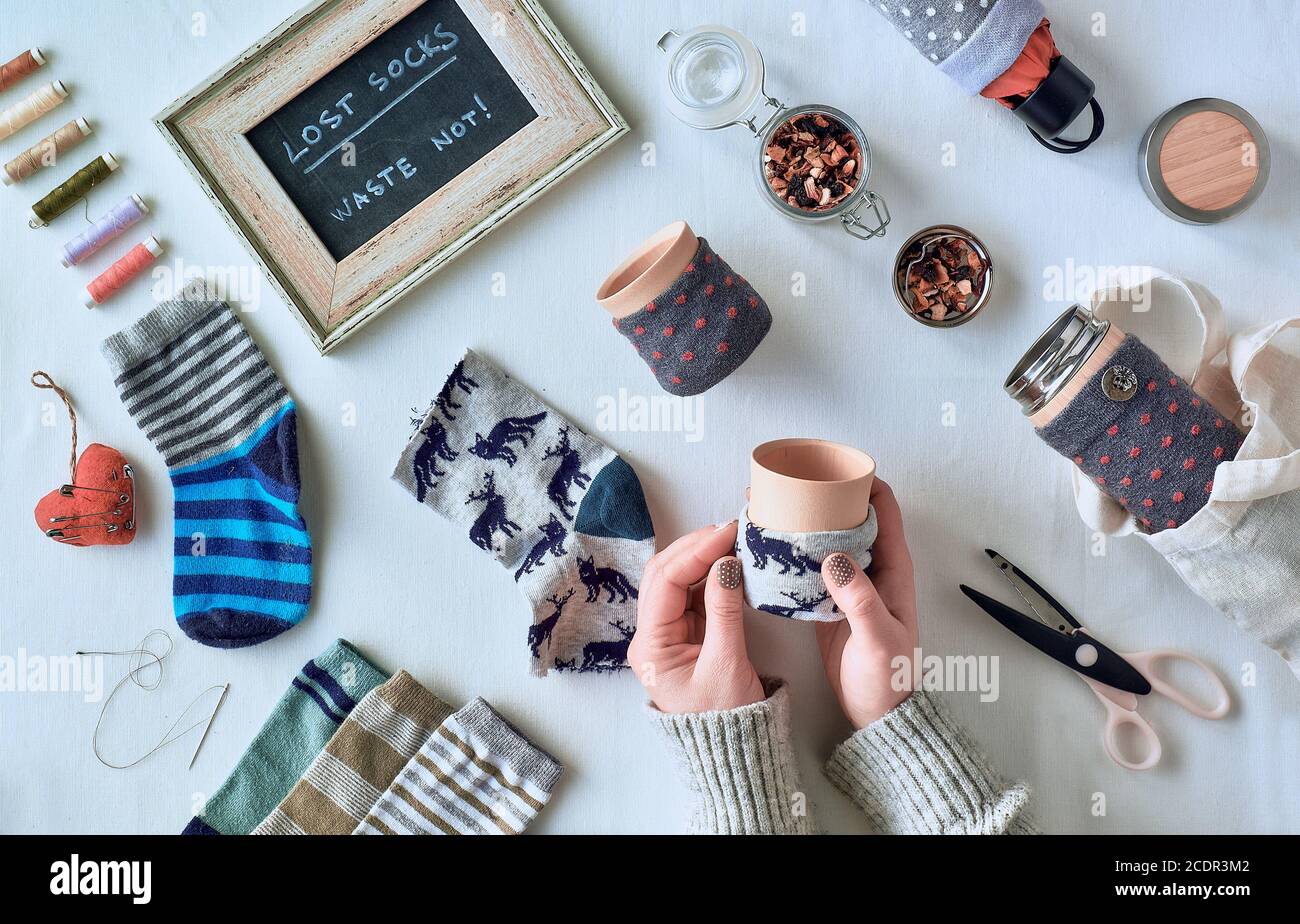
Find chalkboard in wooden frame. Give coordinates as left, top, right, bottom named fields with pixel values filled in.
left=156, top=0, right=627, bottom=353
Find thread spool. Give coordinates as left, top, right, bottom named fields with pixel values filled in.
left=0, top=79, right=67, bottom=142
left=28, top=152, right=117, bottom=228
left=84, top=235, right=163, bottom=308
left=0, top=47, right=45, bottom=93
left=2, top=117, right=90, bottom=186
left=61, top=194, right=148, bottom=266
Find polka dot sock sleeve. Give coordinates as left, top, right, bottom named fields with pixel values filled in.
left=1035, top=334, right=1246, bottom=533
left=867, top=0, right=1046, bottom=95
left=611, top=237, right=771, bottom=397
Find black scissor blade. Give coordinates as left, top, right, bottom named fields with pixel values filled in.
left=960, top=585, right=1053, bottom=640
left=959, top=584, right=1151, bottom=695
left=985, top=548, right=1081, bottom=631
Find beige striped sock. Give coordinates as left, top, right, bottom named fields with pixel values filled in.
left=354, top=698, right=562, bottom=835
left=253, top=670, right=452, bottom=835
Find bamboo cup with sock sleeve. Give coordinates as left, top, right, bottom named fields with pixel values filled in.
left=738, top=439, right=877, bottom=621
left=598, top=220, right=772, bottom=397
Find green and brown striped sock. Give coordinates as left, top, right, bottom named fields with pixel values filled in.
left=253, top=670, right=453, bottom=835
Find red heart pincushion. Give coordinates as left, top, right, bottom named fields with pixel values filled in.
left=33, top=443, right=137, bottom=546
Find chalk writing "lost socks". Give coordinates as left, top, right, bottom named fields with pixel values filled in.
left=279, top=26, right=460, bottom=168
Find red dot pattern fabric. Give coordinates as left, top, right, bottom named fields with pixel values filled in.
left=1035, top=334, right=1246, bottom=533
left=611, top=238, right=771, bottom=397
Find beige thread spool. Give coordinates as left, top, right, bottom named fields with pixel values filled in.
left=2, top=117, right=90, bottom=186
left=0, top=79, right=68, bottom=142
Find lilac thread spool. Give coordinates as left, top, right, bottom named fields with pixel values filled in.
left=60, top=193, right=148, bottom=267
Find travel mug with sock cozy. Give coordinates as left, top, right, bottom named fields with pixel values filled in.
left=1005, top=272, right=1300, bottom=682
left=1007, top=305, right=1246, bottom=533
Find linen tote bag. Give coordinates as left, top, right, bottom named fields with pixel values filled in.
left=1063, top=267, right=1300, bottom=681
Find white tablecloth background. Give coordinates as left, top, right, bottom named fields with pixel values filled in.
left=3, top=0, right=1298, bottom=834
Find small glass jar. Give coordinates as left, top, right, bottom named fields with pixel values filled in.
left=657, top=25, right=890, bottom=241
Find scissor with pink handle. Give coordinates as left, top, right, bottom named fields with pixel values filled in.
left=961, top=549, right=1231, bottom=771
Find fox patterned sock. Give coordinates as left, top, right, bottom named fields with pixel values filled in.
left=1036, top=334, right=1246, bottom=533
left=101, top=280, right=311, bottom=648
left=737, top=506, right=877, bottom=621
left=394, top=349, right=655, bottom=676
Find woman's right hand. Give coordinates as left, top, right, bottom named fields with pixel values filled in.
left=815, top=478, right=920, bottom=729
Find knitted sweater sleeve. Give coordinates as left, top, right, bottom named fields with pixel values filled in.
left=824, top=690, right=1038, bottom=834
left=648, top=681, right=1035, bottom=834
left=646, top=679, right=814, bottom=834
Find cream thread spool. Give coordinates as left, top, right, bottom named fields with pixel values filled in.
left=0, top=79, right=68, bottom=142
left=2, top=116, right=90, bottom=186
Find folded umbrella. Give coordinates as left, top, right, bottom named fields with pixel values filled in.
left=866, top=1, right=1103, bottom=153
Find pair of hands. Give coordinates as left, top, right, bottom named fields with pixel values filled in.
left=628, top=479, right=918, bottom=729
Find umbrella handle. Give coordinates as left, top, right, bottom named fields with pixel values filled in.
left=1029, top=97, right=1105, bottom=154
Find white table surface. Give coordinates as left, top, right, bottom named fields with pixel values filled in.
left=3, top=0, right=1299, bottom=835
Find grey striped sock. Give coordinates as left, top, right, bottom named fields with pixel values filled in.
left=254, top=671, right=454, bottom=835
left=99, top=279, right=311, bottom=649
left=355, top=697, right=562, bottom=835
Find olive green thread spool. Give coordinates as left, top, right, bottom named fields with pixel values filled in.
left=28, top=152, right=118, bottom=228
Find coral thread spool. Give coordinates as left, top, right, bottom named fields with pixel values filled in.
left=61, top=194, right=148, bottom=266
left=2, top=116, right=90, bottom=186
left=0, top=47, right=46, bottom=93
left=28, top=152, right=117, bottom=228
left=84, top=235, right=163, bottom=308
left=0, top=79, right=67, bottom=142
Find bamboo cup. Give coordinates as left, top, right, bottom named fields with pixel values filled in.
left=596, top=220, right=699, bottom=319
left=748, top=438, right=875, bottom=532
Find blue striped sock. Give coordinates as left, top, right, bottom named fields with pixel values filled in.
left=101, top=281, right=312, bottom=649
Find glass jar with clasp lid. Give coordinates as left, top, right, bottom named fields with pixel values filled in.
left=657, top=24, right=890, bottom=241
